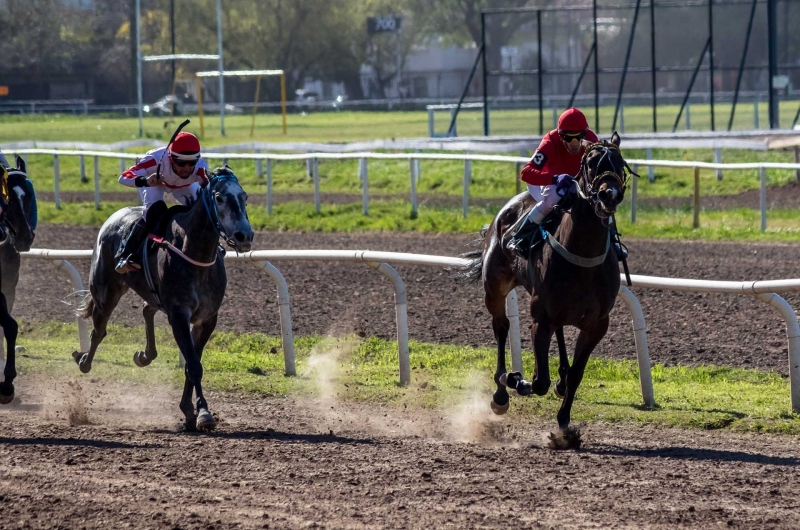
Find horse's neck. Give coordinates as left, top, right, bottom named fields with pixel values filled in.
left=557, top=198, right=608, bottom=257
left=169, top=199, right=218, bottom=263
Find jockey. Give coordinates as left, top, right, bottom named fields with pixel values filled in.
left=507, top=107, right=598, bottom=258
left=114, top=130, right=209, bottom=273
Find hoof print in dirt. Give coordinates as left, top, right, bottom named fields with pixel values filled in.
left=548, top=427, right=582, bottom=450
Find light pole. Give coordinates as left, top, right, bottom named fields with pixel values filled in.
left=216, top=0, right=225, bottom=136
left=136, top=0, right=143, bottom=137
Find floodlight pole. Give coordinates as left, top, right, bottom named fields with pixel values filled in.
left=592, top=0, right=599, bottom=131
left=216, top=0, right=225, bottom=136
left=136, top=0, right=143, bottom=137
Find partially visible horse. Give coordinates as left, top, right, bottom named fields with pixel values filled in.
left=76, top=167, right=253, bottom=430
left=0, top=157, right=38, bottom=404
left=464, top=133, right=633, bottom=448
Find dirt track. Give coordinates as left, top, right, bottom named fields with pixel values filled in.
left=12, top=225, right=800, bottom=374
left=0, top=376, right=798, bottom=529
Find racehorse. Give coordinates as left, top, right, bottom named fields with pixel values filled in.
left=463, top=132, right=633, bottom=448
left=76, top=167, right=253, bottom=430
left=0, top=157, right=38, bottom=404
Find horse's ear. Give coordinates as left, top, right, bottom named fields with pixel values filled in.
left=16, top=156, right=25, bottom=174
left=611, top=131, right=621, bottom=147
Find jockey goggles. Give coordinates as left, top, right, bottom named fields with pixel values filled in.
left=169, top=152, right=200, bottom=167
left=558, top=130, right=585, bottom=144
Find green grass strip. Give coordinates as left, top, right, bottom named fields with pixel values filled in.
left=13, top=321, right=800, bottom=434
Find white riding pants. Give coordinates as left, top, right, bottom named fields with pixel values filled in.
left=525, top=183, right=561, bottom=224
left=139, top=183, right=199, bottom=221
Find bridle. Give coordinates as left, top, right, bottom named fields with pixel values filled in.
left=201, top=172, right=242, bottom=250
left=576, top=141, right=638, bottom=218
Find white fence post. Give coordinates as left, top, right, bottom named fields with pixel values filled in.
left=253, top=261, right=296, bottom=376
left=360, top=158, right=369, bottom=215
left=118, top=149, right=125, bottom=175
left=266, top=158, right=273, bottom=215
left=756, top=293, right=800, bottom=413
left=53, top=154, right=61, bottom=210
left=753, top=99, right=759, bottom=129
left=715, top=148, right=723, bottom=180
left=427, top=108, right=435, bottom=137
left=93, top=155, right=101, bottom=210
left=506, top=290, right=523, bottom=375
left=760, top=165, right=767, bottom=231
left=617, top=286, right=655, bottom=408
left=313, top=157, right=320, bottom=213
left=53, top=259, right=90, bottom=353
left=367, top=261, right=410, bottom=385
left=409, top=158, right=418, bottom=218
left=646, top=148, right=654, bottom=183
left=79, top=154, right=87, bottom=184
left=463, top=153, right=471, bottom=219
left=631, top=163, right=638, bottom=223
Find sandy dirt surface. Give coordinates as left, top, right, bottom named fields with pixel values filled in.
left=0, top=375, right=798, bottom=529
left=11, top=225, right=800, bottom=374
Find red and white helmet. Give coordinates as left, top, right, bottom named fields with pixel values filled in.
left=557, top=107, right=588, bottom=133
left=168, top=132, right=201, bottom=162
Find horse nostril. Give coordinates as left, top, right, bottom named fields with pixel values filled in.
left=234, top=231, right=245, bottom=242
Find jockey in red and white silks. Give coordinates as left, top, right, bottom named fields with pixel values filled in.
left=114, top=131, right=210, bottom=273
left=507, top=107, right=599, bottom=258
left=119, top=134, right=210, bottom=221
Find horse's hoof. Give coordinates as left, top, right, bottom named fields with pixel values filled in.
left=196, top=409, right=217, bottom=431
left=0, top=382, right=14, bottom=405
left=133, top=351, right=151, bottom=368
left=548, top=426, right=582, bottom=450
left=553, top=380, right=566, bottom=399
left=490, top=399, right=509, bottom=415
left=78, top=357, right=92, bottom=374
left=71, top=350, right=83, bottom=365
left=184, top=416, right=197, bottom=432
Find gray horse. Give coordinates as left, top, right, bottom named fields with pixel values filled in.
left=76, top=167, right=253, bottom=430
left=0, top=157, right=37, bottom=404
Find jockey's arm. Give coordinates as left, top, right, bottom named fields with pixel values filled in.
left=120, top=155, right=158, bottom=188
left=0, top=152, right=9, bottom=168
left=520, top=141, right=558, bottom=187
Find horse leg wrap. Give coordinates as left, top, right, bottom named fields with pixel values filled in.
left=499, top=371, right=523, bottom=390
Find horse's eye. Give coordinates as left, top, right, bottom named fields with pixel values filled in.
left=215, top=194, right=223, bottom=203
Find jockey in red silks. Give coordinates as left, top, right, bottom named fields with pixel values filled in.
left=507, top=107, right=599, bottom=258
left=114, top=130, right=210, bottom=273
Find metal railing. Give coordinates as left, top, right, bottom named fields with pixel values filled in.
left=11, top=247, right=800, bottom=412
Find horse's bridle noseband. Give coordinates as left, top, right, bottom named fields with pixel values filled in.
left=576, top=141, right=638, bottom=217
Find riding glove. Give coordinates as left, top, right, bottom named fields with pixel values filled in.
left=553, top=174, right=576, bottom=197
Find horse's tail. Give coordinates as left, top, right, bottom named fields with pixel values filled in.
left=455, top=224, right=489, bottom=285
left=79, top=293, right=94, bottom=320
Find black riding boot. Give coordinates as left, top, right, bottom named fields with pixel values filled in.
left=507, top=217, right=541, bottom=259
left=115, top=218, right=148, bottom=274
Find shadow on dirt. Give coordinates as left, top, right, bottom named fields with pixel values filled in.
left=585, top=444, right=800, bottom=467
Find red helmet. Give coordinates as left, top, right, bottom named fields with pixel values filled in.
left=558, top=108, right=588, bottom=133
left=169, top=132, right=201, bottom=161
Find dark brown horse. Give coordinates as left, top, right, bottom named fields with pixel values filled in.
left=464, top=133, right=633, bottom=448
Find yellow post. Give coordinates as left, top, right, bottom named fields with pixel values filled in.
left=250, top=76, right=261, bottom=138
left=693, top=166, right=700, bottom=229
left=280, top=72, right=287, bottom=135
left=196, top=76, right=205, bottom=137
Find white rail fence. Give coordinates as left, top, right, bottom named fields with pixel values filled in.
left=9, top=148, right=800, bottom=230
left=14, top=248, right=800, bottom=413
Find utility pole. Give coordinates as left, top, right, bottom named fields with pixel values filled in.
left=216, top=0, right=225, bottom=136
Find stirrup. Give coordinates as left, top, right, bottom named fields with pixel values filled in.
left=115, top=255, right=141, bottom=274
left=614, top=242, right=628, bottom=261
